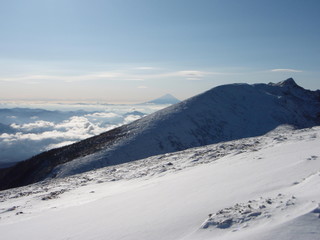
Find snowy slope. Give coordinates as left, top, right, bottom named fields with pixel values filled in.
left=0, top=78, right=319, bottom=189
left=0, top=126, right=320, bottom=240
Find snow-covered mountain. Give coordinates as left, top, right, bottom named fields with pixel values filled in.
left=1, top=126, right=320, bottom=240
left=0, top=78, right=319, bottom=190
left=143, top=93, right=180, bottom=104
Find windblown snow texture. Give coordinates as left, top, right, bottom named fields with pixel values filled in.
left=1, top=126, right=320, bottom=240
left=0, top=78, right=319, bottom=190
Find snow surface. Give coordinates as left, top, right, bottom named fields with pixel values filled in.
left=1, top=126, right=320, bottom=240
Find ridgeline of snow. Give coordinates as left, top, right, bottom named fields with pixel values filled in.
left=0, top=78, right=319, bottom=189
left=0, top=126, right=320, bottom=240
left=143, top=93, right=180, bottom=105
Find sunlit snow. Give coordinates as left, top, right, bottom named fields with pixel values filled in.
left=0, top=126, right=319, bottom=240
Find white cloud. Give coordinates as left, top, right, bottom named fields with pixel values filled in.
left=270, top=69, right=302, bottom=73
left=124, top=115, right=142, bottom=124
left=0, top=133, right=11, bottom=141
left=137, top=86, right=148, bottom=89
left=11, top=120, right=55, bottom=131
left=175, top=70, right=207, bottom=77
left=55, top=116, right=95, bottom=130
left=85, top=112, right=119, bottom=118
left=150, top=70, right=223, bottom=80
left=133, top=67, right=157, bottom=70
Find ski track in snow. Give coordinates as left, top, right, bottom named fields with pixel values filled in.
left=0, top=126, right=320, bottom=240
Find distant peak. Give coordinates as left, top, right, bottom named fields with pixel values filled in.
left=160, top=93, right=176, bottom=99
left=269, top=78, right=300, bottom=88
left=279, top=78, right=297, bottom=86
left=143, top=94, right=180, bottom=105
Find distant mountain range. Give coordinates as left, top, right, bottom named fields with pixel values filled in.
left=0, top=78, right=319, bottom=190
left=143, top=93, right=180, bottom=105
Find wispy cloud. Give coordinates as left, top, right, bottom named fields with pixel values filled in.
left=0, top=72, right=145, bottom=83
left=133, top=67, right=158, bottom=70
left=173, top=70, right=208, bottom=77
left=0, top=68, right=225, bottom=84
left=270, top=68, right=303, bottom=73
left=11, top=120, right=55, bottom=132
left=149, top=70, right=223, bottom=80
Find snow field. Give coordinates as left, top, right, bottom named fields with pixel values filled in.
left=0, top=126, right=320, bottom=240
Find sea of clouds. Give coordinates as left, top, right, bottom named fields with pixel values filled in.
left=0, top=103, right=168, bottom=168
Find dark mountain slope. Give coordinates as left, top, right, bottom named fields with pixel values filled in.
left=0, top=78, right=319, bottom=190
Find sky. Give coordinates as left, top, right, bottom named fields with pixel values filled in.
left=0, top=0, right=320, bottom=103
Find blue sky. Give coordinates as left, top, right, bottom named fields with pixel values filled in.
left=0, top=0, right=319, bottom=103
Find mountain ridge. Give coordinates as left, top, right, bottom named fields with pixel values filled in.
left=0, top=78, right=319, bottom=190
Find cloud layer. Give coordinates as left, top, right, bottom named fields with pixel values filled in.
left=0, top=104, right=163, bottom=167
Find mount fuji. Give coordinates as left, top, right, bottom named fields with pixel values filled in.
left=143, top=93, right=180, bottom=104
